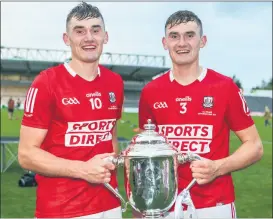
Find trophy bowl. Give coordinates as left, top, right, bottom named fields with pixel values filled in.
left=104, top=119, right=202, bottom=218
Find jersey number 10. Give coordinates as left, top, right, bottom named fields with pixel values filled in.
left=89, top=98, right=102, bottom=110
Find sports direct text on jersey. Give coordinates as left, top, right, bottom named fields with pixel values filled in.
left=65, top=119, right=116, bottom=147
left=158, top=124, right=213, bottom=154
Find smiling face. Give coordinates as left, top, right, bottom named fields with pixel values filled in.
left=162, top=11, right=207, bottom=66
left=63, top=2, right=108, bottom=64
left=63, top=17, right=108, bottom=63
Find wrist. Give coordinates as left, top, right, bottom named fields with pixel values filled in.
left=70, top=160, right=87, bottom=180
left=214, top=158, right=227, bottom=177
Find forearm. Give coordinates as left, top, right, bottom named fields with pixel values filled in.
left=112, top=125, right=120, bottom=156
left=18, top=146, right=85, bottom=179
left=215, top=139, right=263, bottom=177
left=112, top=138, right=119, bottom=156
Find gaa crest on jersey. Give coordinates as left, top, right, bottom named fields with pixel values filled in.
left=108, top=92, right=116, bottom=103
left=203, top=96, right=214, bottom=108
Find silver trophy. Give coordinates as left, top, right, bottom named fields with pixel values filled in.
left=104, top=119, right=202, bottom=218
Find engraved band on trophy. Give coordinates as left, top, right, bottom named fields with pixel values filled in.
left=104, top=119, right=202, bottom=219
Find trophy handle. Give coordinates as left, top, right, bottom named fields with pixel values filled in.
left=174, top=152, right=203, bottom=219
left=177, top=152, right=202, bottom=164
left=176, top=152, right=202, bottom=192
left=103, top=156, right=124, bottom=166
left=103, top=156, right=128, bottom=212
left=104, top=182, right=129, bottom=213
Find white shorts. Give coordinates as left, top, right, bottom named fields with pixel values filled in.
left=35, top=207, right=122, bottom=219
left=133, top=202, right=236, bottom=219
left=72, top=206, right=122, bottom=219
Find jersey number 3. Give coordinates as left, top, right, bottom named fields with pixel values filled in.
left=90, top=98, right=102, bottom=110
left=180, top=102, right=187, bottom=114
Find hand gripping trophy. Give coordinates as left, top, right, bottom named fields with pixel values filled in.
left=104, top=119, right=203, bottom=218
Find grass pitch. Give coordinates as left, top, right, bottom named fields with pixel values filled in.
left=0, top=109, right=272, bottom=218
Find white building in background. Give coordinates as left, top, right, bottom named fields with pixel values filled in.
left=243, top=89, right=272, bottom=98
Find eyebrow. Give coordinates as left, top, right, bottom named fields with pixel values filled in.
left=168, top=31, right=196, bottom=35
left=185, top=31, right=196, bottom=35
left=73, top=25, right=102, bottom=30
left=169, top=31, right=179, bottom=35
left=91, top=25, right=102, bottom=29
left=73, top=25, right=85, bottom=30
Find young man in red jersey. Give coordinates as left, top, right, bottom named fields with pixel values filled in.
left=138, top=10, right=263, bottom=218
left=18, top=2, right=124, bottom=218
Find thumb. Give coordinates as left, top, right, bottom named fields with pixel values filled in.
left=95, top=152, right=115, bottom=159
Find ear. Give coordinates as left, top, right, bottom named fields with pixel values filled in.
left=162, top=37, right=168, bottom=50
left=63, top=32, right=70, bottom=46
left=104, top=31, right=109, bottom=44
left=200, top=35, right=207, bottom=48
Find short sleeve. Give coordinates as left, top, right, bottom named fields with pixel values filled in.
left=225, top=80, right=254, bottom=131
left=22, top=71, right=54, bottom=129
left=138, top=86, right=157, bottom=130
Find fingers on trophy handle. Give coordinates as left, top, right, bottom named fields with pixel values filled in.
left=175, top=152, right=203, bottom=219
left=177, top=152, right=202, bottom=189
left=104, top=156, right=124, bottom=166
left=104, top=156, right=127, bottom=212
left=177, top=152, right=202, bottom=164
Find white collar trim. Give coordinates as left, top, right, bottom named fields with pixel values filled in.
left=169, top=67, right=207, bottom=82
left=64, top=62, right=101, bottom=77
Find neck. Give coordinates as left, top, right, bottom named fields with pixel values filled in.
left=172, top=60, right=202, bottom=86
left=69, top=58, right=99, bottom=81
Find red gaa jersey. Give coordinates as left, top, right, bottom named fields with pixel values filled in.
left=22, top=63, right=124, bottom=218
left=139, top=68, right=254, bottom=210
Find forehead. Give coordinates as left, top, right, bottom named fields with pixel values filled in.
left=166, top=21, right=199, bottom=34
left=68, top=17, right=104, bottom=30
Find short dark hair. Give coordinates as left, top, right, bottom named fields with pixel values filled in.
left=165, top=10, right=203, bottom=36
left=66, top=2, right=105, bottom=30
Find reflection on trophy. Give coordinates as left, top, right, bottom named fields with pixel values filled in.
left=104, top=119, right=203, bottom=218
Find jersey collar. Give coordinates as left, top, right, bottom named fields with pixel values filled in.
left=64, top=62, right=101, bottom=78
left=169, top=67, right=207, bottom=82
